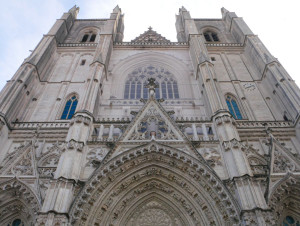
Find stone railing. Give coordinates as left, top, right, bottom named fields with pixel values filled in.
left=206, top=43, right=243, bottom=47
left=114, top=42, right=188, bottom=47
left=12, top=122, right=70, bottom=129
left=89, top=121, right=218, bottom=142
left=236, top=121, right=293, bottom=128
left=58, top=43, right=98, bottom=47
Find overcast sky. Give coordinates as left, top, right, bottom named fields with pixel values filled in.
left=0, top=0, right=299, bottom=91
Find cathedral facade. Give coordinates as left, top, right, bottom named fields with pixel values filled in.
left=0, top=5, right=300, bottom=226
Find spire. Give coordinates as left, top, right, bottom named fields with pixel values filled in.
left=221, top=7, right=229, bottom=14
left=68, top=5, right=80, bottom=19
left=113, top=5, right=121, bottom=13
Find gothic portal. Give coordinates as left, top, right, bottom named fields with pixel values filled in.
left=0, top=5, right=300, bottom=226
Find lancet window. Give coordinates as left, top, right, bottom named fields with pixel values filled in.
left=226, top=95, right=243, bottom=119
left=81, top=33, right=97, bottom=42
left=203, top=31, right=219, bottom=42
left=61, top=95, right=78, bottom=119
left=124, top=66, right=179, bottom=99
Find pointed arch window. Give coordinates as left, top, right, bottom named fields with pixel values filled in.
left=226, top=95, right=242, bottom=119
left=204, top=31, right=219, bottom=42
left=61, top=95, right=78, bottom=119
left=124, top=66, right=180, bottom=100
left=81, top=33, right=97, bottom=42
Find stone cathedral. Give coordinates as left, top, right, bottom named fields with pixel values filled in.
left=0, top=4, right=300, bottom=226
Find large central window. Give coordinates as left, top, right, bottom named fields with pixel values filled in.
left=124, top=65, right=179, bottom=99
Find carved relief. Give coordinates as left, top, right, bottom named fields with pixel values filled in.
left=86, top=147, right=108, bottom=166
left=200, top=148, right=222, bottom=167
left=273, top=148, right=298, bottom=173
left=70, top=144, right=240, bottom=225
left=126, top=105, right=182, bottom=141
left=11, top=150, right=34, bottom=176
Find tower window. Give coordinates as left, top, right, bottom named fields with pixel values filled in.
left=204, top=31, right=219, bottom=42
left=81, top=34, right=89, bottom=42
left=124, top=66, right=180, bottom=100
left=81, top=33, right=97, bottom=43
left=61, top=95, right=78, bottom=119
left=90, top=34, right=96, bottom=42
left=226, top=95, right=243, bottom=119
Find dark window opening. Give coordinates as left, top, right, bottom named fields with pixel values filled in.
left=80, top=59, right=86, bottom=65
left=81, top=34, right=89, bottom=42
left=90, top=34, right=96, bottom=42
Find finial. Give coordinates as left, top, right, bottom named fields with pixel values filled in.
left=148, top=26, right=152, bottom=30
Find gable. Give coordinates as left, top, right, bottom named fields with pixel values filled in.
left=121, top=99, right=185, bottom=142
left=131, top=27, right=171, bottom=43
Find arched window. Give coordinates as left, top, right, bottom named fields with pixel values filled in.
left=203, top=31, right=219, bottom=42
left=124, top=66, right=180, bottom=100
left=81, top=34, right=89, bottom=42
left=226, top=95, right=243, bottom=119
left=81, top=33, right=97, bottom=42
left=61, top=95, right=78, bottom=119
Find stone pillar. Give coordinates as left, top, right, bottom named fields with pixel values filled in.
left=37, top=112, right=92, bottom=225
left=98, top=124, right=104, bottom=141
left=201, top=123, right=209, bottom=141
left=192, top=123, right=199, bottom=141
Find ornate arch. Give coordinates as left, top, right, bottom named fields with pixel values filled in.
left=69, top=142, right=241, bottom=225
left=268, top=174, right=300, bottom=218
left=0, top=178, right=41, bottom=223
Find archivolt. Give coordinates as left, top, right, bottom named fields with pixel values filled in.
left=69, top=142, right=241, bottom=225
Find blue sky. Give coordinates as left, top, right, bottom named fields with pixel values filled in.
left=1, top=0, right=299, bottom=91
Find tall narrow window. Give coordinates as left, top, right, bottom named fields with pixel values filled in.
left=136, top=82, right=142, bottom=99
left=130, top=81, right=136, bottom=99
left=226, top=95, right=242, bottom=119
left=81, top=34, right=89, bottom=42
left=173, top=81, right=179, bottom=99
left=161, top=82, right=167, bottom=99
left=124, top=81, right=130, bottom=99
left=61, top=96, right=78, bottom=120
left=143, top=82, right=148, bottom=99
left=90, top=34, right=96, bottom=42
left=204, top=31, right=219, bottom=42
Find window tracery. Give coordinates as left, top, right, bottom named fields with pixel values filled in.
left=124, top=66, right=179, bottom=100
left=61, top=95, right=78, bottom=120
left=225, top=95, right=243, bottom=119
left=203, top=31, right=219, bottom=42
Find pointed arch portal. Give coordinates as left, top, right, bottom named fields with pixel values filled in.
left=70, top=143, right=241, bottom=225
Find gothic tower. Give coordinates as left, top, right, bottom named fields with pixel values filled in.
left=0, top=5, right=299, bottom=226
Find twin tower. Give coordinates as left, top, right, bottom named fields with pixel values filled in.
left=0, top=5, right=299, bottom=226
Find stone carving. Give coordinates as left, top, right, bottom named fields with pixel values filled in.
left=11, top=150, right=33, bottom=176
left=273, top=148, right=298, bottom=173
left=86, top=147, right=108, bottom=166
left=243, top=83, right=256, bottom=91
left=0, top=178, right=40, bottom=221
left=128, top=105, right=179, bottom=141
left=201, top=148, right=222, bottom=167
left=1, top=141, right=31, bottom=169
left=133, top=208, right=173, bottom=226
left=70, top=143, right=240, bottom=225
